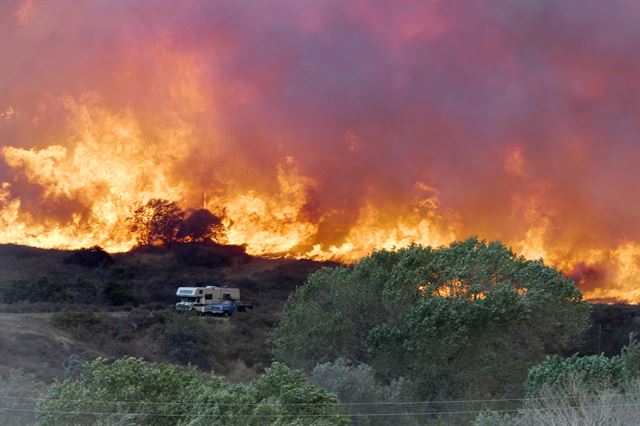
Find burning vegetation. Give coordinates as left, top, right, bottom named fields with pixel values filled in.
left=2, top=1, right=640, bottom=303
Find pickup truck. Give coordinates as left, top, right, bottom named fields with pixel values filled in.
left=203, top=299, right=238, bottom=317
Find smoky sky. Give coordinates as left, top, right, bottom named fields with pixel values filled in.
left=2, top=0, right=640, bottom=254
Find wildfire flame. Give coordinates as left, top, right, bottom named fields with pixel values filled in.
left=2, top=1, right=640, bottom=303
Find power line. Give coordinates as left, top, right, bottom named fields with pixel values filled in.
left=0, top=393, right=636, bottom=406
left=4, top=402, right=640, bottom=418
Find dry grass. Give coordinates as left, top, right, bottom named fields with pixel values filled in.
left=475, top=375, right=640, bottom=426
left=0, top=242, right=326, bottom=383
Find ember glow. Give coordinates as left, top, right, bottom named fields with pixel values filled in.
left=1, top=1, right=640, bottom=302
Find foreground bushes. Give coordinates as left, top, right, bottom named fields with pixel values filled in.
left=311, top=358, right=414, bottom=425
left=475, top=377, right=640, bottom=426
left=37, top=357, right=347, bottom=426
left=0, top=369, right=45, bottom=426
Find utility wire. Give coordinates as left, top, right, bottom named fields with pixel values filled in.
left=0, top=393, right=635, bottom=406
left=5, top=402, right=640, bottom=418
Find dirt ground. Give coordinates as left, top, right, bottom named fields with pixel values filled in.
left=0, top=312, right=97, bottom=381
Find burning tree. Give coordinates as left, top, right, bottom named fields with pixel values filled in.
left=128, top=199, right=185, bottom=247
left=129, top=200, right=227, bottom=247
left=178, top=208, right=226, bottom=243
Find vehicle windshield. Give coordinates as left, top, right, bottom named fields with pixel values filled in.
left=179, top=297, right=196, bottom=303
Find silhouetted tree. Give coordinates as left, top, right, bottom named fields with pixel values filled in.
left=178, top=208, right=226, bottom=243
left=128, top=199, right=185, bottom=247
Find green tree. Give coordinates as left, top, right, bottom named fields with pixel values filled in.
left=271, top=238, right=590, bottom=399
left=129, top=199, right=185, bottom=246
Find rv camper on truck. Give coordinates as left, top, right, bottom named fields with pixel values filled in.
left=175, top=286, right=252, bottom=315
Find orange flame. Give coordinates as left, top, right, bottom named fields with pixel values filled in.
left=1, top=89, right=638, bottom=303
left=3, top=1, right=640, bottom=304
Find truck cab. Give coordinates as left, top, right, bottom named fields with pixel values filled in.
left=204, top=299, right=238, bottom=317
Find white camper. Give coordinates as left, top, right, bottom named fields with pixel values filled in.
left=175, top=286, right=250, bottom=313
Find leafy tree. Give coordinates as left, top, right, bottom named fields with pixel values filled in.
left=271, top=238, right=590, bottom=399
left=178, top=209, right=226, bottom=243
left=129, top=199, right=185, bottom=246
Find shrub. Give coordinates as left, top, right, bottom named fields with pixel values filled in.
left=68, top=279, right=98, bottom=304
left=475, top=376, right=640, bottom=426
left=525, top=353, right=626, bottom=397
left=1, top=277, right=71, bottom=304
left=51, top=310, right=102, bottom=330
left=621, top=332, right=640, bottom=378
left=176, top=245, right=230, bottom=268
left=37, top=357, right=203, bottom=426
left=183, top=362, right=348, bottom=426
left=162, top=313, right=216, bottom=368
left=0, top=369, right=45, bottom=426
left=311, top=358, right=413, bottom=425
left=37, top=357, right=347, bottom=426
left=103, top=281, right=138, bottom=306
left=63, top=246, right=114, bottom=268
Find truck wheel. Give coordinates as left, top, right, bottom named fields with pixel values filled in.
left=222, top=311, right=230, bottom=317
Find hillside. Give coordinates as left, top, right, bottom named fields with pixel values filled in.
left=1, top=242, right=639, bottom=385
left=0, top=243, right=336, bottom=382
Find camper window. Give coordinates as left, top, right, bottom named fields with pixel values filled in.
left=205, top=294, right=212, bottom=300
